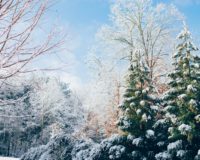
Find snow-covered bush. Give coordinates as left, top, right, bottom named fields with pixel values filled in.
left=21, top=135, right=75, bottom=160
left=71, top=139, right=101, bottom=160
left=71, top=133, right=163, bottom=160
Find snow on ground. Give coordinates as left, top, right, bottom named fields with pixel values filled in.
left=0, top=157, right=19, bottom=160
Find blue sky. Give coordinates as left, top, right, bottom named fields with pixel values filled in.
left=47, top=0, right=200, bottom=87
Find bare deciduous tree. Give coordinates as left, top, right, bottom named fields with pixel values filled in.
left=0, top=0, right=64, bottom=83
left=97, top=0, right=183, bottom=87
left=81, top=54, right=125, bottom=139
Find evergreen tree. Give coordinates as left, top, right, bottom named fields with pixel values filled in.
left=162, top=25, right=200, bottom=159
left=118, top=54, right=156, bottom=137
left=112, top=54, right=162, bottom=159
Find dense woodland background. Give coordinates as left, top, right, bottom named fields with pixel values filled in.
left=1, top=0, right=200, bottom=160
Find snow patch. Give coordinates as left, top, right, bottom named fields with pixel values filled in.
left=0, top=157, right=19, bottom=160
left=132, top=137, right=143, bottom=147
left=178, top=124, right=192, bottom=135
left=155, top=152, right=171, bottom=160
left=109, top=145, right=126, bottom=159
left=167, top=140, right=182, bottom=152
left=146, top=130, right=155, bottom=139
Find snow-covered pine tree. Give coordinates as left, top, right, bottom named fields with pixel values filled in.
left=162, top=25, right=200, bottom=159
left=118, top=54, right=155, bottom=137
left=113, top=53, right=161, bottom=159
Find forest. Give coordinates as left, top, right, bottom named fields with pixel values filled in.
left=0, top=0, right=200, bottom=160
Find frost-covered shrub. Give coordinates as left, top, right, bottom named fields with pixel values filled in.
left=71, top=139, right=101, bottom=160
left=155, top=139, right=199, bottom=160
left=21, top=129, right=200, bottom=160
left=21, top=135, right=75, bottom=160
left=73, top=133, right=161, bottom=160
left=20, top=145, right=46, bottom=160
left=91, top=134, right=130, bottom=160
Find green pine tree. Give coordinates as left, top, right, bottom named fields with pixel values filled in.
left=164, top=25, right=200, bottom=143
left=118, top=54, right=156, bottom=137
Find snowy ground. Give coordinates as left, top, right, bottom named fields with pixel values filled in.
left=0, top=157, right=19, bottom=160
